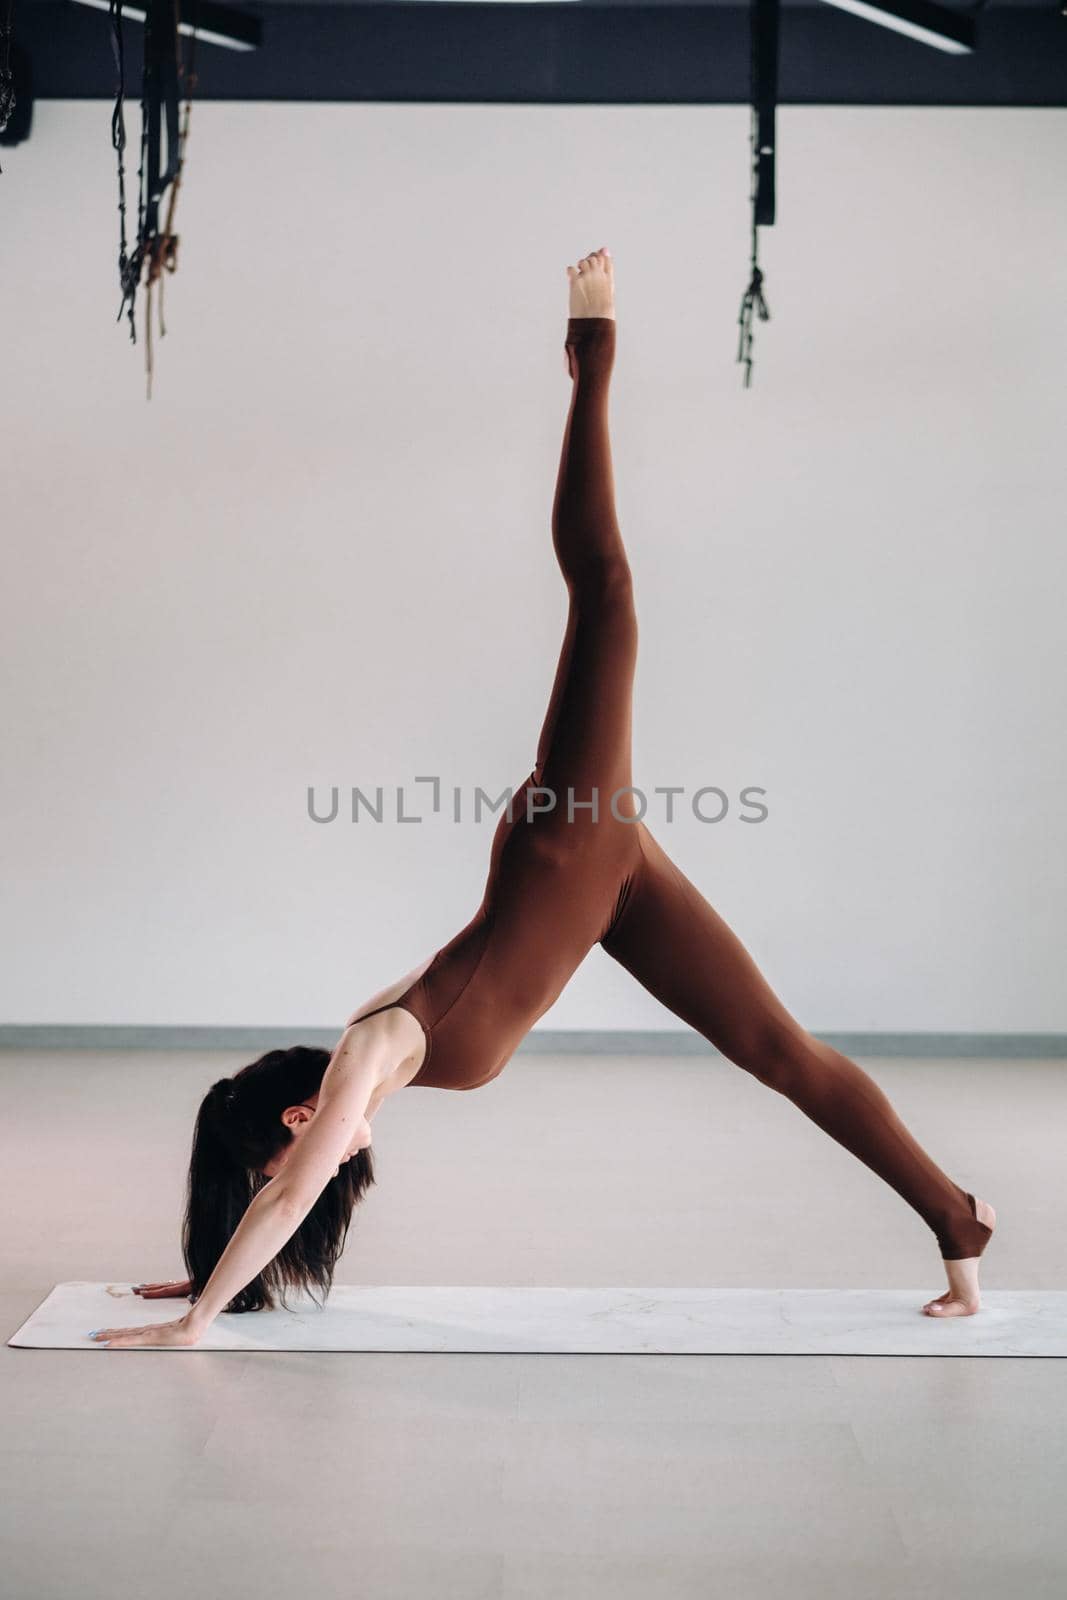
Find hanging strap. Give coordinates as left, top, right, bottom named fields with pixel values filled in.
left=736, top=0, right=778, bottom=388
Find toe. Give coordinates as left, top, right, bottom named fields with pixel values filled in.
left=925, top=1297, right=978, bottom=1318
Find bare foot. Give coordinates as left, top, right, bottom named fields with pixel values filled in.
left=921, top=1196, right=996, bottom=1317
left=567, top=247, right=615, bottom=319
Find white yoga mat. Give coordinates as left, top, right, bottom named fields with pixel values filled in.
left=8, top=1282, right=1066, bottom=1355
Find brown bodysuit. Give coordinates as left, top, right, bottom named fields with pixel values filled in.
left=359, top=316, right=991, bottom=1262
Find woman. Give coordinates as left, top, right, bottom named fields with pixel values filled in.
left=89, top=249, right=994, bottom=1348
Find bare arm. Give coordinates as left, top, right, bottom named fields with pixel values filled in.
left=345, top=954, right=435, bottom=1122
left=90, top=1007, right=420, bottom=1345
left=186, top=1017, right=394, bottom=1332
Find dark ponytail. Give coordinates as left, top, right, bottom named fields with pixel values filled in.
left=181, top=1045, right=375, bottom=1314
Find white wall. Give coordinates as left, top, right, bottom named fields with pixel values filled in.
left=0, top=102, right=1063, bottom=1031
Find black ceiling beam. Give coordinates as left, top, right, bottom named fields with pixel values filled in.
left=16, top=3, right=1067, bottom=107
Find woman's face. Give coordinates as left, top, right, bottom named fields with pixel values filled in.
left=260, top=1096, right=372, bottom=1179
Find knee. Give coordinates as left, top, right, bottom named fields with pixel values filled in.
left=595, top=558, right=636, bottom=633
left=573, top=552, right=633, bottom=603
left=732, top=1020, right=821, bottom=1096
left=602, top=554, right=633, bottom=595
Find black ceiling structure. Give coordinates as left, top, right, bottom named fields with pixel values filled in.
left=14, top=1, right=1067, bottom=107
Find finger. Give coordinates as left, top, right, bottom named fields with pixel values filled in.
left=106, top=1330, right=176, bottom=1348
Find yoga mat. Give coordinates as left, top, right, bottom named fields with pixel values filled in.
left=8, top=1283, right=1066, bottom=1355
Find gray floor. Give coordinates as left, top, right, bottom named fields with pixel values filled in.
left=2, top=1049, right=1065, bottom=1599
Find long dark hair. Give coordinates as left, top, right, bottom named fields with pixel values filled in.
left=182, top=1045, right=375, bottom=1314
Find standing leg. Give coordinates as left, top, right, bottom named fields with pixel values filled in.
left=602, top=828, right=995, bottom=1312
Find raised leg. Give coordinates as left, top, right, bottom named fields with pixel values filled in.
left=602, top=828, right=994, bottom=1277
left=533, top=264, right=637, bottom=810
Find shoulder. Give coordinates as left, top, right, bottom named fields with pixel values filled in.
left=342, top=1005, right=427, bottom=1085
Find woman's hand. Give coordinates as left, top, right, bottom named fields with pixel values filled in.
left=131, top=1279, right=194, bottom=1300
left=87, top=1313, right=205, bottom=1349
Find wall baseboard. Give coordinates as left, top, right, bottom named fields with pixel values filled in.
left=0, top=1026, right=1065, bottom=1058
